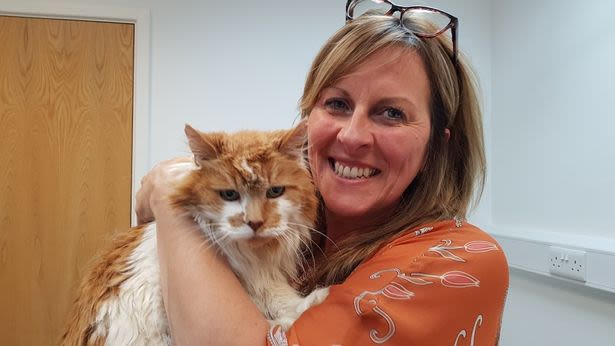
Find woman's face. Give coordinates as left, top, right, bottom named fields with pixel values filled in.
left=307, top=47, right=432, bottom=224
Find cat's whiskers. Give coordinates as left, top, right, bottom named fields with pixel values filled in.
left=169, top=219, right=232, bottom=253
left=275, top=223, right=319, bottom=275
left=286, top=222, right=339, bottom=251
left=204, top=226, right=233, bottom=251
left=168, top=225, right=223, bottom=254
left=269, top=230, right=303, bottom=281
left=290, top=229, right=317, bottom=275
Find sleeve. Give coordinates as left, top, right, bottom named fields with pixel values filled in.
left=266, top=224, right=509, bottom=346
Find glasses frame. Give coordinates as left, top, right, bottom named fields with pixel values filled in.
left=345, top=0, right=458, bottom=64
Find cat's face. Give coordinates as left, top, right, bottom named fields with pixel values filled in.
left=172, top=123, right=318, bottom=248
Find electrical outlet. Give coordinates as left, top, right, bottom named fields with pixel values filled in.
left=548, top=246, right=587, bottom=282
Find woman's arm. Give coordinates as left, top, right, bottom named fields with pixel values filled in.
left=137, top=159, right=269, bottom=345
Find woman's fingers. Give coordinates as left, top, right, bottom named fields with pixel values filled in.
left=135, top=156, right=194, bottom=224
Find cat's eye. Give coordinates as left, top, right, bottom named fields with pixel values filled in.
left=266, top=186, right=285, bottom=199
left=219, top=190, right=240, bottom=201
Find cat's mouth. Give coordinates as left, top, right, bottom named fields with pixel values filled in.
left=328, top=158, right=380, bottom=180
left=246, top=233, right=279, bottom=248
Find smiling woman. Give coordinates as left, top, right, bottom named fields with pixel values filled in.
left=307, top=48, right=432, bottom=236
left=136, top=1, right=509, bottom=345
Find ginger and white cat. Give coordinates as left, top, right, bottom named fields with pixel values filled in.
left=62, top=122, right=328, bottom=345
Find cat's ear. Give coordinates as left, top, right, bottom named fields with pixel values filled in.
left=276, top=120, right=307, bottom=160
left=185, top=124, right=221, bottom=165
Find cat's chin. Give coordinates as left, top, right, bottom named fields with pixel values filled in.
left=241, top=236, right=279, bottom=249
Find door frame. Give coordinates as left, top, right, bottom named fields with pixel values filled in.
left=0, top=3, right=150, bottom=225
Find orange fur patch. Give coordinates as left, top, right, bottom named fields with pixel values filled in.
left=61, top=225, right=147, bottom=345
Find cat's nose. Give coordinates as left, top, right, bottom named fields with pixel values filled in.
left=248, top=220, right=264, bottom=231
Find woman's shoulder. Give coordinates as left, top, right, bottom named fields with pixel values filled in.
left=377, top=218, right=506, bottom=261
left=388, top=218, right=501, bottom=249
left=348, top=218, right=509, bottom=290
left=314, top=219, right=509, bottom=345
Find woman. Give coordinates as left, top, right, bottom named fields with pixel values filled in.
left=137, top=1, right=509, bottom=344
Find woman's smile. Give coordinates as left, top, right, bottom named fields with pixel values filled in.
left=328, top=158, right=381, bottom=180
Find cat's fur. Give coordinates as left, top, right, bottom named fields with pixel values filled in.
left=62, top=122, right=328, bottom=345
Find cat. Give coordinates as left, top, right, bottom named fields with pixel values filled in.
left=62, top=122, right=329, bottom=345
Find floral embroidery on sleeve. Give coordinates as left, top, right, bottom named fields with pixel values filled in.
left=429, top=240, right=499, bottom=262
left=352, top=238, right=500, bottom=344
left=354, top=268, right=480, bottom=343
left=267, top=325, right=288, bottom=346
left=414, top=226, right=434, bottom=236
left=370, top=268, right=432, bottom=286
left=411, top=271, right=480, bottom=288
left=454, top=314, right=484, bottom=346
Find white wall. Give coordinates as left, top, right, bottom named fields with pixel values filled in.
left=491, top=0, right=615, bottom=344
left=502, top=269, right=615, bottom=345
left=491, top=0, right=615, bottom=238
left=132, top=0, right=343, bottom=161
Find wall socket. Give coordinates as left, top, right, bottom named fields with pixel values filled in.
left=548, top=246, right=587, bottom=282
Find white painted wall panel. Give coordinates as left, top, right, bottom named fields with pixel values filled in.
left=491, top=0, right=615, bottom=238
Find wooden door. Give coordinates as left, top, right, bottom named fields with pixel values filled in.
left=0, top=16, right=134, bottom=345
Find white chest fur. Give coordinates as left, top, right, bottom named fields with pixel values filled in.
left=91, top=224, right=171, bottom=345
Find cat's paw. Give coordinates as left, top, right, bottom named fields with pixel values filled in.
left=309, top=287, right=330, bottom=305
left=269, top=316, right=296, bottom=332
left=295, top=287, right=329, bottom=315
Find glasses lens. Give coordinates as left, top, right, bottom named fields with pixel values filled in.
left=347, top=0, right=393, bottom=19
left=401, top=9, right=453, bottom=37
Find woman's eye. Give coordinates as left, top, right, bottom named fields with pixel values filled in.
left=219, top=190, right=240, bottom=201
left=266, top=186, right=285, bottom=199
left=324, top=99, right=350, bottom=114
left=383, top=107, right=406, bottom=120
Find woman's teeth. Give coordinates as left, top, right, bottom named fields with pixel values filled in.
left=333, top=161, right=377, bottom=179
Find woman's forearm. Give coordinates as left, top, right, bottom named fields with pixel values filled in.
left=155, top=204, right=269, bottom=345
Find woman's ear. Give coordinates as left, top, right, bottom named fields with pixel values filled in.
left=444, top=128, right=451, bottom=143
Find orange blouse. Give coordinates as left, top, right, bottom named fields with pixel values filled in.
left=267, top=219, right=509, bottom=346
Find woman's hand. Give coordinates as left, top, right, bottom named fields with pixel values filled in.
left=135, top=157, right=194, bottom=224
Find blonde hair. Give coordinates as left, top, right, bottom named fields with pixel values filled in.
left=300, top=15, right=486, bottom=291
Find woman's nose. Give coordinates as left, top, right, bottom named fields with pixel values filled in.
left=336, top=110, right=373, bottom=153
